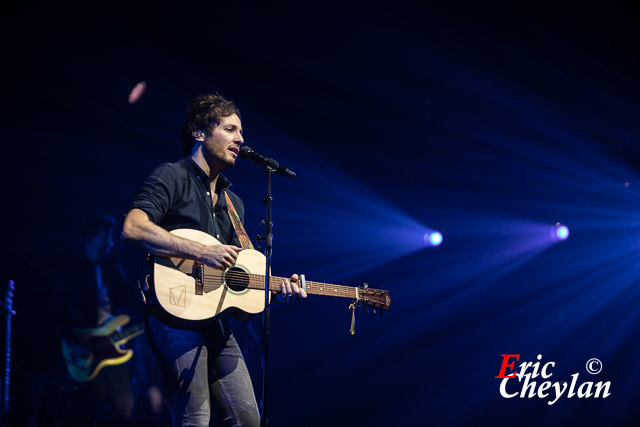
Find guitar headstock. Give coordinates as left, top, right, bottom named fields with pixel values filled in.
left=357, top=283, right=391, bottom=313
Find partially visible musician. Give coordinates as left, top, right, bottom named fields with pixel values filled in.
left=54, top=215, right=135, bottom=425
left=122, top=92, right=307, bottom=426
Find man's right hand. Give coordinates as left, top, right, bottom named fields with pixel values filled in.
left=200, top=244, right=243, bottom=269
left=123, top=209, right=244, bottom=269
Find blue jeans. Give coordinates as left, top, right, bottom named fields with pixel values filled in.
left=145, top=313, right=260, bottom=426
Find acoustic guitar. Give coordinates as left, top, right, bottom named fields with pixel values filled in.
left=152, top=229, right=391, bottom=322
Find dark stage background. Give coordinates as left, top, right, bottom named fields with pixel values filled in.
left=3, top=3, right=640, bottom=426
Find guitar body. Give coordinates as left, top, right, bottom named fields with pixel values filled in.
left=153, top=228, right=270, bottom=322
left=62, top=314, right=136, bottom=382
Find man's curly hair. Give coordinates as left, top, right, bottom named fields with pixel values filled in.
left=181, top=93, right=241, bottom=156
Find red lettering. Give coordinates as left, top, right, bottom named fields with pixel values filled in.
left=495, top=354, right=520, bottom=378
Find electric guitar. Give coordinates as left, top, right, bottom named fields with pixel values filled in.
left=152, top=228, right=391, bottom=322
left=61, top=314, right=144, bottom=382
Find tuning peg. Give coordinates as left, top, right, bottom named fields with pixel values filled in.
left=363, top=306, right=368, bottom=313
left=373, top=308, right=377, bottom=315
left=379, top=310, right=384, bottom=317
left=363, top=283, right=369, bottom=289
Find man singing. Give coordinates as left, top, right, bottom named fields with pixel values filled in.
left=122, top=93, right=306, bottom=426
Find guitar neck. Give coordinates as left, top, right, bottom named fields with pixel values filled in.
left=251, top=274, right=358, bottom=299
left=109, top=323, right=145, bottom=344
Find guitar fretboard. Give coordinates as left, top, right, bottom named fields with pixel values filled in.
left=202, top=269, right=357, bottom=299
left=263, top=275, right=357, bottom=299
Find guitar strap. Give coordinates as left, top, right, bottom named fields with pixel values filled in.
left=224, top=192, right=255, bottom=250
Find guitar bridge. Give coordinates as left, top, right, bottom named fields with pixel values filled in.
left=195, top=262, right=204, bottom=295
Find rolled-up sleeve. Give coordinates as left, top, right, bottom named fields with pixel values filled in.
left=129, top=163, right=180, bottom=224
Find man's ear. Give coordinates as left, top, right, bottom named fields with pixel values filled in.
left=192, top=129, right=205, bottom=141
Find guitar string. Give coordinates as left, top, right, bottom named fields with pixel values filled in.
left=172, top=264, right=386, bottom=292
left=227, top=272, right=369, bottom=291
left=169, top=264, right=386, bottom=299
left=201, top=272, right=358, bottom=292
left=194, top=271, right=386, bottom=300
left=202, top=270, right=353, bottom=289
left=199, top=278, right=358, bottom=297
left=204, top=273, right=355, bottom=292
left=177, top=272, right=388, bottom=306
left=200, top=271, right=386, bottom=294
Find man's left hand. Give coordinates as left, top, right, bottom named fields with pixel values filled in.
left=276, top=273, right=307, bottom=304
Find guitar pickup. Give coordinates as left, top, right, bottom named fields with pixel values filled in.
left=194, top=262, right=204, bottom=295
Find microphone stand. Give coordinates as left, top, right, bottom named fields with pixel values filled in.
left=239, top=146, right=295, bottom=426
left=260, top=170, right=274, bottom=427
left=1, top=280, right=15, bottom=427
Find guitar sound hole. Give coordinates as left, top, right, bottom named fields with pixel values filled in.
left=224, top=267, right=250, bottom=293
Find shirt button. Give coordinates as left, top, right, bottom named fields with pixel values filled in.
left=206, top=191, right=210, bottom=195
left=213, top=213, right=216, bottom=217
left=217, top=234, right=220, bottom=238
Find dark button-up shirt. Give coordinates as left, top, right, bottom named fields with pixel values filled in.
left=129, top=157, right=243, bottom=246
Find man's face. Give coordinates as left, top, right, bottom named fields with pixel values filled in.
left=203, top=114, right=244, bottom=170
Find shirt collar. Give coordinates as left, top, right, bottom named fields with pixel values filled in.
left=185, top=156, right=233, bottom=191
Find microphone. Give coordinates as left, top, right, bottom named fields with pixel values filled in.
left=239, top=146, right=296, bottom=179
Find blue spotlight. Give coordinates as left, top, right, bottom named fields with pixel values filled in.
left=425, top=231, right=443, bottom=247
left=552, top=223, right=570, bottom=241
left=556, top=225, right=569, bottom=240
